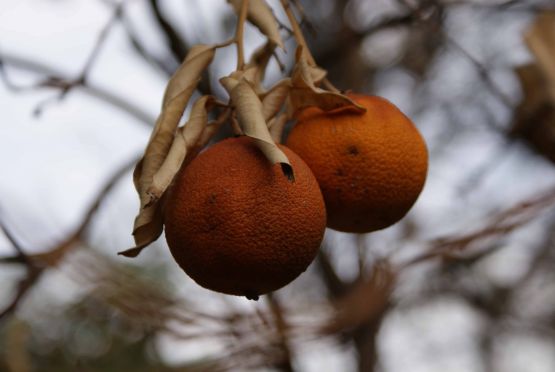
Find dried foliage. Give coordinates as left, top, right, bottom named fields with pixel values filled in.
left=512, top=10, right=555, bottom=164
left=2, top=1, right=555, bottom=372
left=115, top=0, right=371, bottom=256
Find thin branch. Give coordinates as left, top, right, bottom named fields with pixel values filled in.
left=279, top=0, right=315, bottom=66
left=266, top=293, right=295, bottom=372
left=316, top=248, right=348, bottom=298
left=400, top=185, right=555, bottom=269
left=447, top=36, right=514, bottom=108
left=148, top=0, right=190, bottom=60
left=0, top=217, right=33, bottom=267
left=290, top=0, right=317, bottom=37
left=30, top=1, right=126, bottom=116
left=120, top=13, right=176, bottom=76
left=80, top=3, right=124, bottom=84
left=235, top=0, right=250, bottom=70
left=279, top=0, right=339, bottom=92
left=0, top=156, right=138, bottom=320
left=0, top=53, right=154, bottom=126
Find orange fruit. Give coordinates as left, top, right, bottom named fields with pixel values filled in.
left=286, top=94, right=428, bottom=233
left=163, top=136, right=326, bottom=299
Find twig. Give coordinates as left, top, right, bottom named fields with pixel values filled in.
left=120, top=13, right=176, bottom=76
left=280, top=0, right=315, bottom=66
left=0, top=217, right=33, bottom=268
left=82, top=3, right=123, bottom=82
left=0, top=217, right=42, bottom=321
left=400, top=185, right=555, bottom=269
left=447, top=36, right=513, bottom=108
left=148, top=0, right=189, bottom=60
left=0, top=53, right=154, bottom=126
left=316, top=248, right=348, bottom=298
left=31, top=1, right=126, bottom=116
left=235, top=0, right=250, bottom=70
left=0, top=156, right=138, bottom=320
left=279, top=0, right=339, bottom=92
left=266, top=293, right=295, bottom=372
left=290, top=0, right=317, bottom=37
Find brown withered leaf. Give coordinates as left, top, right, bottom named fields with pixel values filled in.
left=261, top=79, right=291, bottom=121
left=123, top=45, right=217, bottom=257
left=511, top=12, right=555, bottom=164
left=228, top=0, right=285, bottom=49
left=148, top=96, right=214, bottom=203
left=288, top=48, right=366, bottom=116
left=230, top=66, right=259, bottom=88
left=221, top=76, right=294, bottom=180
left=268, top=112, right=289, bottom=142
left=322, top=263, right=396, bottom=335
left=308, top=65, right=327, bottom=84
left=197, top=108, right=232, bottom=150
left=524, top=11, right=555, bottom=100
left=246, top=41, right=278, bottom=87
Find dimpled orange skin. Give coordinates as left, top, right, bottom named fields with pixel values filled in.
left=163, top=136, right=326, bottom=299
left=286, top=94, right=428, bottom=233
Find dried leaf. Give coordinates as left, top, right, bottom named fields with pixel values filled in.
left=221, top=76, right=293, bottom=180
left=230, top=66, right=259, bottom=89
left=261, top=79, right=291, bottom=120
left=162, top=45, right=217, bottom=105
left=268, top=112, right=289, bottom=142
left=323, top=263, right=395, bottom=335
left=525, top=11, right=555, bottom=100
left=288, top=48, right=366, bottom=115
left=246, top=41, right=278, bottom=86
left=147, top=96, right=213, bottom=203
left=228, top=0, right=285, bottom=49
left=308, top=65, right=327, bottom=84
left=197, top=109, right=232, bottom=151
left=126, top=44, right=217, bottom=256
left=5, top=319, right=31, bottom=372
left=121, top=210, right=163, bottom=257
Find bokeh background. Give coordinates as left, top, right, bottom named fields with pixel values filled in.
left=1, top=0, right=555, bottom=371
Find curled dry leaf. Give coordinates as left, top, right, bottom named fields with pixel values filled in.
left=322, top=263, right=396, bottom=335
left=197, top=108, right=232, bottom=150
left=147, top=96, right=214, bottom=203
left=524, top=11, right=555, bottom=100
left=288, top=47, right=366, bottom=116
left=123, top=45, right=217, bottom=257
left=228, top=0, right=285, bottom=49
left=221, top=76, right=294, bottom=180
left=246, top=41, right=278, bottom=87
left=268, top=112, right=289, bottom=142
left=261, top=79, right=291, bottom=121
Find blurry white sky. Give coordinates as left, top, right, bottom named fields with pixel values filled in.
left=2, top=0, right=555, bottom=371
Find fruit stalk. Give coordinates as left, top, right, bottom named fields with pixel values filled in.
left=235, top=0, right=250, bottom=70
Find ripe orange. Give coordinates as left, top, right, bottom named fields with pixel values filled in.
left=286, top=94, right=428, bottom=233
left=163, top=136, right=326, bottom=299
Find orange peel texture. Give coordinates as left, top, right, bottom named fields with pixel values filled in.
left=286, top=94, right=428, bottom=233
left=164, top=136, right=326, bottom=299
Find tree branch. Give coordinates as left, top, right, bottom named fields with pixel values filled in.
left=148, top=0, right=189, bottom=60
left=0, top=53, right=154, bottom=126
left=0, top=156, right=138, bottom=320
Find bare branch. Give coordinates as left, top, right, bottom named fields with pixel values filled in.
left=266, top=293, right=295, bottom=372
left=0, top=53, right=154, bottom=126
left=0, top=156, right=138, bottom=320
left=447, top=36, right=514, bottom=108
left=148, top=0, right=190, bottom=60
left=401, top=185, right=555, bottom=269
